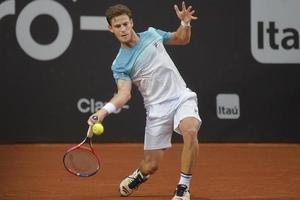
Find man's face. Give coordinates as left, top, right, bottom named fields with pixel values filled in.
left=108, top=14, right=133, bottom=44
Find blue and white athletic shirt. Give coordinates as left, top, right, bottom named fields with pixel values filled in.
left=112, top=27, right=188, bottom=107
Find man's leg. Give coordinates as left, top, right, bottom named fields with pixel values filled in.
left=119, top=99, right=173, bottom=197
left=172, top=117, right=200, bottom=200
left=179, top=117, right=199, bottom=175
left=119, top=149, right=165, bottom=197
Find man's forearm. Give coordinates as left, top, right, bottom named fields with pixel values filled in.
left=109, top=91, right=131, bottom=110
left=94, top=92, right=131, bottom=122
left=167, top=22, right=192, bottom=45
left=176, top=22, right=191, bottom=44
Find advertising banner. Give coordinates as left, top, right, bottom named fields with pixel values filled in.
left=1, top=0, right=299, bottom=143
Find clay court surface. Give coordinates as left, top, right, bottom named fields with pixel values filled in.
left=1, top=143, right=300, bottom=200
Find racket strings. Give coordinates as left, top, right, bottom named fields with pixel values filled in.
left=64, top=148, right=99, bottom=176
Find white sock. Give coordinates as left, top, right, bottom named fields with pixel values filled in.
left=178, top=172, right=192, bottom=188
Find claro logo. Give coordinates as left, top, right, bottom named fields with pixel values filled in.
left=251, top=0, right=300, bottom=63
left=77, top=98, right=129, bottom=114
left=0, top=0, right=108, bottom=61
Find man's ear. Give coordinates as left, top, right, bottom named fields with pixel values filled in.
left=108, top=25, right=114, bottom=33
left=130, top=18, right=134, bottom=27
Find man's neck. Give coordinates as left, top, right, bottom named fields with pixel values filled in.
left=121, top=30, right=139, bottom=48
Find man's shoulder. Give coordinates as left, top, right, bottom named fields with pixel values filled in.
left=140, top=27, right=171, bottom=42
left=138, top=27, right=164, bottom=43
left=138, top=27, right=158, bottom=35
left=111, top=48, right=135, bottom=71
left=112, top=49, right=125, bottom=70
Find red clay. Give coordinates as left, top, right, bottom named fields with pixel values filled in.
left=0, top=143, right=300, bottom=200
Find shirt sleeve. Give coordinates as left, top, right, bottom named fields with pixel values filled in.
left=112, top=64, right=131, bottom=81
left=154, top=28, right=172, bottom=43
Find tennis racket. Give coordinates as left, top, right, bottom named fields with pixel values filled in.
left=63, top=122, right=100, bottom=177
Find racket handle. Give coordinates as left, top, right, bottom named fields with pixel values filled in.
left=87, top=126, right=93, bottom=138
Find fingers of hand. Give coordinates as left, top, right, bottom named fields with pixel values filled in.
left=174, top=4, right=180, bottom=14
left=92, top=115, right=98, bottom=121
left=189, top=10, right=198, bottom=20
left=191, top=15, right=198, bottom=20
left=175, top=2, right=197, bottom=21
left=88, top=115, right=99, bottom=125
left=87, top=120, right=94, bottom=126
left=182, top=1, right=186, bottom=11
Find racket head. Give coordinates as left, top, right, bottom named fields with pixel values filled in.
left=63, top=138, right=100, bottom=177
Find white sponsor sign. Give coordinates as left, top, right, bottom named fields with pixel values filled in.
left=216, top=94, right=240, bottom=119
left=0, top=0, right=108, bottom=61
left=251, top=0, right=300, bottom=63
left=77, top=98, right=129, bottom=114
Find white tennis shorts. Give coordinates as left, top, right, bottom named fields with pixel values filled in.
left=144, top=94, right=202, bottom=150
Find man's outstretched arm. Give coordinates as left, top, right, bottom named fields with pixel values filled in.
left=166, top=1, right=198, bottom=45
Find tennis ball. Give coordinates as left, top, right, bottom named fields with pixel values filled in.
left=92, top=123, right=104, bottom=135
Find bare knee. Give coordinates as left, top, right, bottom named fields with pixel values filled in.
left=183, top=128, right=199, bottom=146
left=179, top=117, right=200, bottom=146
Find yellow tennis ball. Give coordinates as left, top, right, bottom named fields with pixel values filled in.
left=92, top=123, right=104, bottom=135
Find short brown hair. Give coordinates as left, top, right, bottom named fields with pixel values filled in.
left=105, top=4, right=133, bottom=25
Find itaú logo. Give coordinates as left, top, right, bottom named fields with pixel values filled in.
left=251, top=0, right=300, bottom=63
left=216, top=94, right=240, bottom=119
left=0, top=0, right=108, bottom=61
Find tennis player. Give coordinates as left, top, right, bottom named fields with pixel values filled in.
left=88, top=2, right=201, bottom=200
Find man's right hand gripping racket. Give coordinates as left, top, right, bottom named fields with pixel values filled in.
left=63, top=116, right=101, bottom=177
